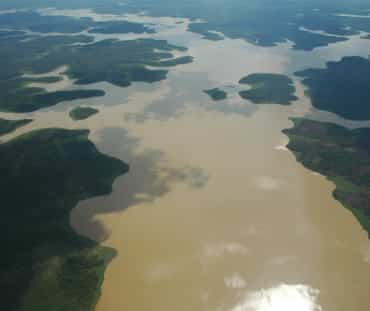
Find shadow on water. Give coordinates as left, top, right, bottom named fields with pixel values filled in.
left=71, top=126, right=209, bottom=242
left=124, top=71, right=259, bottom=122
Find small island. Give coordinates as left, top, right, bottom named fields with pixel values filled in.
left=0, top=128, right=129, bottom=311
left=239, top=73, right=297, bottom=105
left=283, top=118, right=370, bottom=237
left=296, top=56, right=370, bottom=120
left=0, top=118, right=32, bottom=136
left=69, top=106, right=99, bottom=121
left=156, top=56, right=194, bottom=67
left=204, top=88, right=227, bottom=101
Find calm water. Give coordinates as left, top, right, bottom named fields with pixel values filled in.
left=2, top=9, right=370, bottom=311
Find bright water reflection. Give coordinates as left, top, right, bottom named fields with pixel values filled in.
left=232, top=284, right=321, bottom=311
left=1, top=8, right=370, bottom=311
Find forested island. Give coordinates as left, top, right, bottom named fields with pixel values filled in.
left=284, top=118, right=370, bottom=237
left=204, top=88, right=227, bottom=101
left=0, top=129, right=129, bottom=311
left=239, top=73, right=297, bottom=105
left=70, top=107, right=99, bottom=121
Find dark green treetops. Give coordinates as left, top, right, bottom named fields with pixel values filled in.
left=239, top=73, right=297, bottom=105
left=284, top=118, right=370, bottom=237
left=0, top=129, right=129, bottom=311
left=296, top=57, right=370, bottom=120
left=69, top=107, right=99, bottom=121
left=204, top=88, right=227, bottom=101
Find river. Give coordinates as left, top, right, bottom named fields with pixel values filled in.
left=1, top=9, right=370, bottom=311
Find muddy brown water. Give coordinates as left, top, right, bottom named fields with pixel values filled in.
left=1, top=9, right=370, bottom=311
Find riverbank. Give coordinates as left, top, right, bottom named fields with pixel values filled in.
left=0, top=128, right=128, bottom=311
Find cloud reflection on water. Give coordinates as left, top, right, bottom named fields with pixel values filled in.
left=231, top=284, right=321, bottom=311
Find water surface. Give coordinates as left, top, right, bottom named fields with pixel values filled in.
left=1, top=10, right=370, bottom=311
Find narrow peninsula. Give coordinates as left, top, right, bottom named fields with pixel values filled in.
left=0, top=118, right=32, bottom=136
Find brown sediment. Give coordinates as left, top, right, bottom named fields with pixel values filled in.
left=2, top=10, right=370, bottom=311
left=83, top=101, right=369, bottom=311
